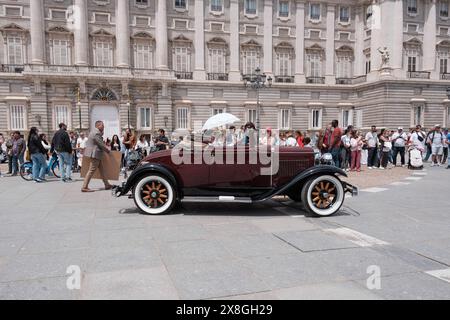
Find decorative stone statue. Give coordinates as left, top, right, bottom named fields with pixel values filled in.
left=378, top=47, right=390, bottom=68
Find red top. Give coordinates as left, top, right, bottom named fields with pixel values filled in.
left=330, top=127, right=342, bottom=149
left=297, top=137, right=304, bottom=148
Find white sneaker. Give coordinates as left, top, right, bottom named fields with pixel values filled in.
left=379, top=167, right=385, bottom=170
left=368, top=167, right=373, bottom=169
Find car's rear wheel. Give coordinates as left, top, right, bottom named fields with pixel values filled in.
left=301, top=175, right=344, bottom=217
left=133, top=175, right=176, bottom=215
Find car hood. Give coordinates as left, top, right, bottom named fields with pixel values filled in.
left=142, top=149, right=173, bottom=163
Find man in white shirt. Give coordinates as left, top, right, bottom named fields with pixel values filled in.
left=365, top=126, right=379, bottom=169
left=76, top=132, right=89, bottom=168
left=427, top=125, right=444, bottom=166
left=410, top=125, right=426, bottom=153
left=391, top=127, right=408, bottom=167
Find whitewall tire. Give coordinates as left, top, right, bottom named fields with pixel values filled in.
left=133, top=175, right=176, bottom=215
left=301, top=175, right=344, bottom=217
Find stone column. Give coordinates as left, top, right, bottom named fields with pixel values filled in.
left=30, top=0, right=45, bottom=64
left=423, top=0, right=437, bottom=79
left=325, top=4, right=335, bottom=84
left=194, top=0, right=206, bottom=80
left=384, top=0, right=404, bottom=78
left=295, top=0, right=306, bottom=83
left=354, top=6, right=365, bottom=76
left=156, top=84, right=174, bottom=131
left=116, top=0, right=130, bottom=68
left=156, top=0, right=168, bottom=69
left=367, top=0, right=381, bottom=81
left=369, top=0, right=403, bottom=79
left=74, top=0, right=89, bottom=66
left=229, top=0, right=241, bottom=82
left=263, top=0, right=273, bottom=77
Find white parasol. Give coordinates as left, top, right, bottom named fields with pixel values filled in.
left=201, top=113, right=241, bottom=131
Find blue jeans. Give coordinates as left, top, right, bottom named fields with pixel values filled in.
left=11, top=154, right=24, bottom=175
left=31, top=153, right=47, bottom=180
left=57, top=152, right=72, bottom=180
left=331, top=148, right=341, bottom=168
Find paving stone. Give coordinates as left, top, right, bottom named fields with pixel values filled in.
left=215, top=233, right=299, bottom=258
left=249, top=217, right=318, bottom=233
left=0, top=238, right=26, bottom=256
left=90, top=228, right=153, bottom=248
left=241, top=253, right=343, bottom=289
left=273, top=281, right=384, bottom=300
left=81, top=267, right=179, bottom=300
left=204, top=222, right=265, bottom=238
left=166, top=260, right=269, bottom=300
left=313, top=247, right=421, bottom=281
left=159, top=239, right=233, bottom=265
left=0, top=250, right=87, bottom=282
left=274, top=230, right=359, bottom=252
left=355, top=272, right=450, bottom=300
left=20, top=232, right=91, bottom=255
left=0, top=277, right=80, bottom=300
left=86, top=243, right=163, bottom=273
left=149, top=224, right=211, bottom=243
left=93, top=216, right=147, bottom=231
left=399, top=239, right=450, bottom=266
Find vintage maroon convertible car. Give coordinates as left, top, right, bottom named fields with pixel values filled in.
left=113, top=145, right=358, bottom=217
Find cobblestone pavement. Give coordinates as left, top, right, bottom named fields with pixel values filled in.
left=0, top=163, right=449, bottom=300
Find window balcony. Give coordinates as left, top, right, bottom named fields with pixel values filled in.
left=407, top=71, right=430, bottom=79
left=211, top=5, right=222, bottom=12
left=22, top=64, right=175, bottom=81
left=441, top=73, right=450, bottom=80
left=352, top=75, right=367, bottom=84
left=175, top=71, right=193, bottom=80
left=274, top=75, right=294, bottom=83
left=306, top=76, right=325, bottom=84
left=336, top=75, right=367, bottom=85
left=0, top=64, right=24, bottom=73
left=335, top=78, right=352, bottom=85
left=207, top=73, right=229, bottom=81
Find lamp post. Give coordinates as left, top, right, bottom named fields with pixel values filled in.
left=77, top=86, right=82, bottom=132
left=243, top=67, right=273, bottom=142
left=126, top=90, right=131, bottom=130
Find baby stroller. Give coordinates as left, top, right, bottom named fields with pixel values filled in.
left=408, top=145, right=424, bottom=170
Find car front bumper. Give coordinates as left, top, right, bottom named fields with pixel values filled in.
left=343, top=182, right=359, bottom=197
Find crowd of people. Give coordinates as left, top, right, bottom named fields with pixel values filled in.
left=191, top=121, right=450, bottom=172
left=1, top=121, right=449, bottom=181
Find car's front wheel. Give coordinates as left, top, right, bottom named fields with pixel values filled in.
left=133, top=174, right=176, bottom=215
left=301, top=175, right=344, bottom=217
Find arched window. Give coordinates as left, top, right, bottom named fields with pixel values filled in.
left=92, top=88, right=118, bottom=101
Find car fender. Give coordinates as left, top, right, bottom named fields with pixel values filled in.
left=116, top=164, right=179, bottom=197
left=253, top=165, right=348, bottom=202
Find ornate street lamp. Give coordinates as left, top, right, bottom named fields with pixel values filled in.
left=77, top=86, right=82, bottom=132
left=126, top=90, right=131, bottom=130
left=243, top=67, right=273, bottom=142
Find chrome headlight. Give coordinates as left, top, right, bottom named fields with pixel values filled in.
left=321, top=153, right=333, bottom=162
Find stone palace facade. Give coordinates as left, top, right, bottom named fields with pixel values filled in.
left=1, top=0, right=450, bottom=139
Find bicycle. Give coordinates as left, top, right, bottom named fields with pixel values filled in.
left=20, top=153, right=61, bottom=181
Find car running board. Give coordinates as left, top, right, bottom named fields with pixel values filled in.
left=182, top=196, right=253, bottom=204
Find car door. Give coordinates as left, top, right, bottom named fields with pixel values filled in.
left=207, top=145, right=272, bottom=192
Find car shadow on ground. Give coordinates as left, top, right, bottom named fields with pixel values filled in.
left=117, top=199, right=356, bottom=218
